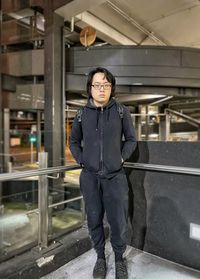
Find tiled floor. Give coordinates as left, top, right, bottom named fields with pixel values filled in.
left=41, top=243, right=200, bottom=279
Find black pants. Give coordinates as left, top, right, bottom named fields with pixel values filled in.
left=80, top=169, right=129, bottom=257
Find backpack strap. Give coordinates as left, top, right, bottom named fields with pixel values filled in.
left=76, top=108, right=83, bottom=123
left=117, top=103, right=124, bottom=119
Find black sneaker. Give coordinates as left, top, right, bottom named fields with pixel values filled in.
left=115, top=259, right=128, bottom=279
left=93, top=258, right=107, bottom=279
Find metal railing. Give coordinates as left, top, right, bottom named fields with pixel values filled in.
left=0, top=156, right=200, bottom=261
left=0, top=164, right=80, bottom=182
left=165, top=108, right=200, bottom=128
left=0, top=152, right=83, bottom=259
left=124, top=162, right=200, bottom=176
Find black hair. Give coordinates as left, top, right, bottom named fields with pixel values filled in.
left=86, top=67, right=116, bottom=97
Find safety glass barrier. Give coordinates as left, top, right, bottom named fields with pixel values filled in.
left=0, top=159, right=82, bottom=262
left=0, top=179, right=38, bottom=258
left=48, top=169, right=84, bottom=238
left=8, top=129, right=42, bottom=171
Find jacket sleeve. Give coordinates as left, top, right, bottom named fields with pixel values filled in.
left=69, top=115, right=83, bottom=165
left=121, top=106, right=137, bottom=161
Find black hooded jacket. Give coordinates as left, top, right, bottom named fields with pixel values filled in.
left=70, top=98, right=137, bottom=177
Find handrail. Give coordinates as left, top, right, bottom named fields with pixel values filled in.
left=165, top=108, right=200, bottom=128
left=0, top=162, right=200, bottom=182
left=0, top=164, right=80, bottom=182
left=124, top=162, right=200, bottom=176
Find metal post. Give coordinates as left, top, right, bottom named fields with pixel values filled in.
left=166, top=113, right=170, bottom=141
left=0, top=205, right=4, bottom=251
left=3, top=109, right=10, bottom=172
left=198, top=127, right=200, bottom=141
left=38, top=152, right=48, bottom=248
left=61, top=26, right=66, bottom=166
left=136, top=106, right=142, bottom=141
left=36, top=111, right=41, bottom=161
left=0, top=9, right=2, bottom=206
left=30, top=133, right=34, bottom=164
left=81, top=198, right=86, bottom=223
left=48, top=195, right=53, bottom=237
left=145, top=106, right=149, bottom=140
left=159, top=115, right=166, bottom=141
left=135, top=114, right=142, bottom=141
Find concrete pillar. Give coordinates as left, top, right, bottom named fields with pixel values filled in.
left=44, top=3, right=65, bottom=167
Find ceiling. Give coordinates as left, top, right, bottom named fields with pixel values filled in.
left=2, top=0, right=200, bottom=118
left=56, top=0, right=200, bottom=48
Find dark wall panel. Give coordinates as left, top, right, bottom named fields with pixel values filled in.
left=127, top=141, right=200, bottom=270
left=66, top=46, right=200, bottom=88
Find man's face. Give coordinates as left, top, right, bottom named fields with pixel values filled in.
left=91, top=73, right=112, bottom=107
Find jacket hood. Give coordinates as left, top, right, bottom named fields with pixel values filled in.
left=85, top=97, right=116, bottom=130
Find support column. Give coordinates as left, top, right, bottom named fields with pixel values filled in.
left=0, top=9, right=3, bottom=174
left=44, top=2, right=65, bottom=167
left=0, top=8, right=3, bottom=206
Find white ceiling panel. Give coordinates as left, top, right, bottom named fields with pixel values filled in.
left=56, top=0, right=200, bottom=48
left=148, top=6, right=200, bottom=47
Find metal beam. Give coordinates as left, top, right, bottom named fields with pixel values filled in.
left=169, top=100, right=200, bottom=110
left=166, top=108, right=200, bottom=128
left=53, top=0, right=74, bottom=11
left=116, top=94, right=166, bottom=103
left=55, top=0, right=107, bottom=20
left=106, top=0, right=167, bottom=46
left=76, top=11, right=136, bottom=45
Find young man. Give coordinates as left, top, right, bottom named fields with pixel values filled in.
left=70, top=67, right=137, bottom=279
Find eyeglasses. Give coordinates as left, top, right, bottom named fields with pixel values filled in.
left=91, top=83, right=112, bottom=90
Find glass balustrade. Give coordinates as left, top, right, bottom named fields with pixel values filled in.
left=0, top=163, right=83, bottom=262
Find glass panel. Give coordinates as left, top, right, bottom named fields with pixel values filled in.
left=48, top=169, right=83, bottom=237
left=0, top=179, right=39, bottom=258
left=10, top=129, right=40, bottom=170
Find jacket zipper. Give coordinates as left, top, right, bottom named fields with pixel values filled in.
left=100, top=106, right=104, bottom=172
